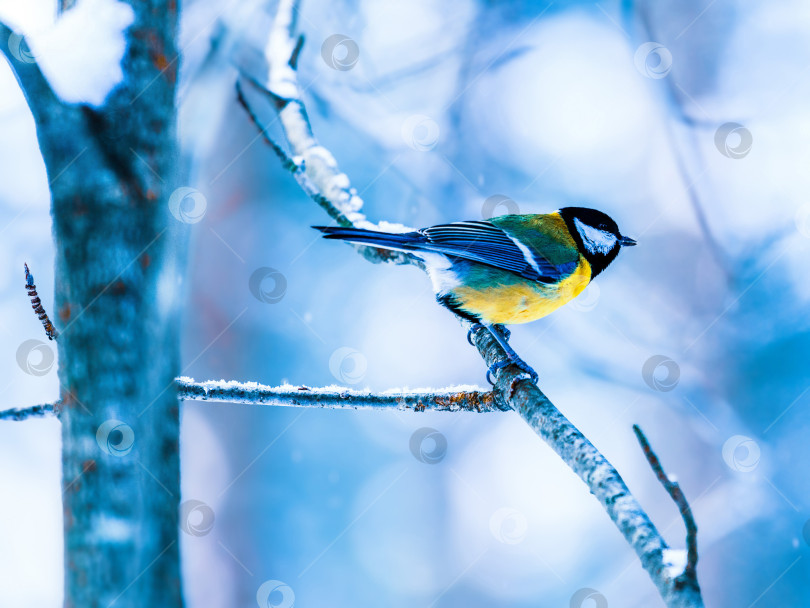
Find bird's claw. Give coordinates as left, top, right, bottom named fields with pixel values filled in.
left=494, top=324, right=511, bottom=341
left=486, top=358, right=538, bottom=385
left=467, top=323, right=485, bottom=346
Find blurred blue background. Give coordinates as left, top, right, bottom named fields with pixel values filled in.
left=1, top=0, right=810, bottom=606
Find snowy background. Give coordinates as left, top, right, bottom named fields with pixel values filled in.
left=1, top=0, right=810, bottom=606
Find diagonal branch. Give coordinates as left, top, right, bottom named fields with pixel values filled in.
left=233, top=2, right=706, bottom=606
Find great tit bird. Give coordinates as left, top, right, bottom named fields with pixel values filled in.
left=315, top=207, right=636, bottom=383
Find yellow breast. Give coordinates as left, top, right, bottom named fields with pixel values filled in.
left=451, top=257, right=592, bottom=325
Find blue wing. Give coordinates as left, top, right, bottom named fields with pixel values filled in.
left=315, top=221, right=576, bottom=283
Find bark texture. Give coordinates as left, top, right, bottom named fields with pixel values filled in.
left=2, top=2, right=184, bottom=605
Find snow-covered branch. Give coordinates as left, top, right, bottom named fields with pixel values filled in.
left=176, top=377, right=506, bottom=412
left=231, top=2, right=421, bottom=268
left=0, top=379, right=502, bottom=422
left=235, top=2, right=706, bottom=606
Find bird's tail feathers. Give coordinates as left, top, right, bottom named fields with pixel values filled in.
left=313, top=226, right=422, bottom=253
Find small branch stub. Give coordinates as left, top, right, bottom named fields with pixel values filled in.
left=24, top=263, right=58, bottom=340
left=0, top=403, right=56, bottom=421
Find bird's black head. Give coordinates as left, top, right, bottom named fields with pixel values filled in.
left=559, top=207, right=636, bottom=277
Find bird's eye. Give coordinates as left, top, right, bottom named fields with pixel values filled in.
left=598, top=223, right=608, bottom=230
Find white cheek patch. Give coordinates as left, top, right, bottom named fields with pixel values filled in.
left=574, top=218, right=617, bottom=255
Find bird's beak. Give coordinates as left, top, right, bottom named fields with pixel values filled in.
left=619, top=235, right=637, bottom=247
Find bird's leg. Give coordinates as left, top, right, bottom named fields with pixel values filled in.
left=467, top=323, right=485, bottom=346
left=492, top=324, right=511, bottom=341
left=484, top=324, right=538, bottom=385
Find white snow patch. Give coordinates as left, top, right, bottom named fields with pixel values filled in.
left=93, top=513, right=133, bottom=543
left=24, top=0, right=135, bottom=106
left=662, top=548, right=687, bottom=579
left=176, top=377, right=486, bottom=396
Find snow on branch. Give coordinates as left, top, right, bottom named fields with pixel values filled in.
left=1, top=379, right=503, bottom=422
left=0, top=22, right=85, bottom=150
left=176, top=377, right=507, bottom=412
left=235, top=2, right=706, bottom=606
left=231, top=2, right=420, bottom=268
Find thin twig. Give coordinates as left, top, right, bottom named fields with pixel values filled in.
left=24, top=263, right=58, bottom=340
left=0, top=403, right=56, bottom=421
left=633, top=424, right=699, bottom=582
left=176, top=377, right=506, bottom=412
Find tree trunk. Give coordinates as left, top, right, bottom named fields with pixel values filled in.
left=3, top=1, right=185, bottom=605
